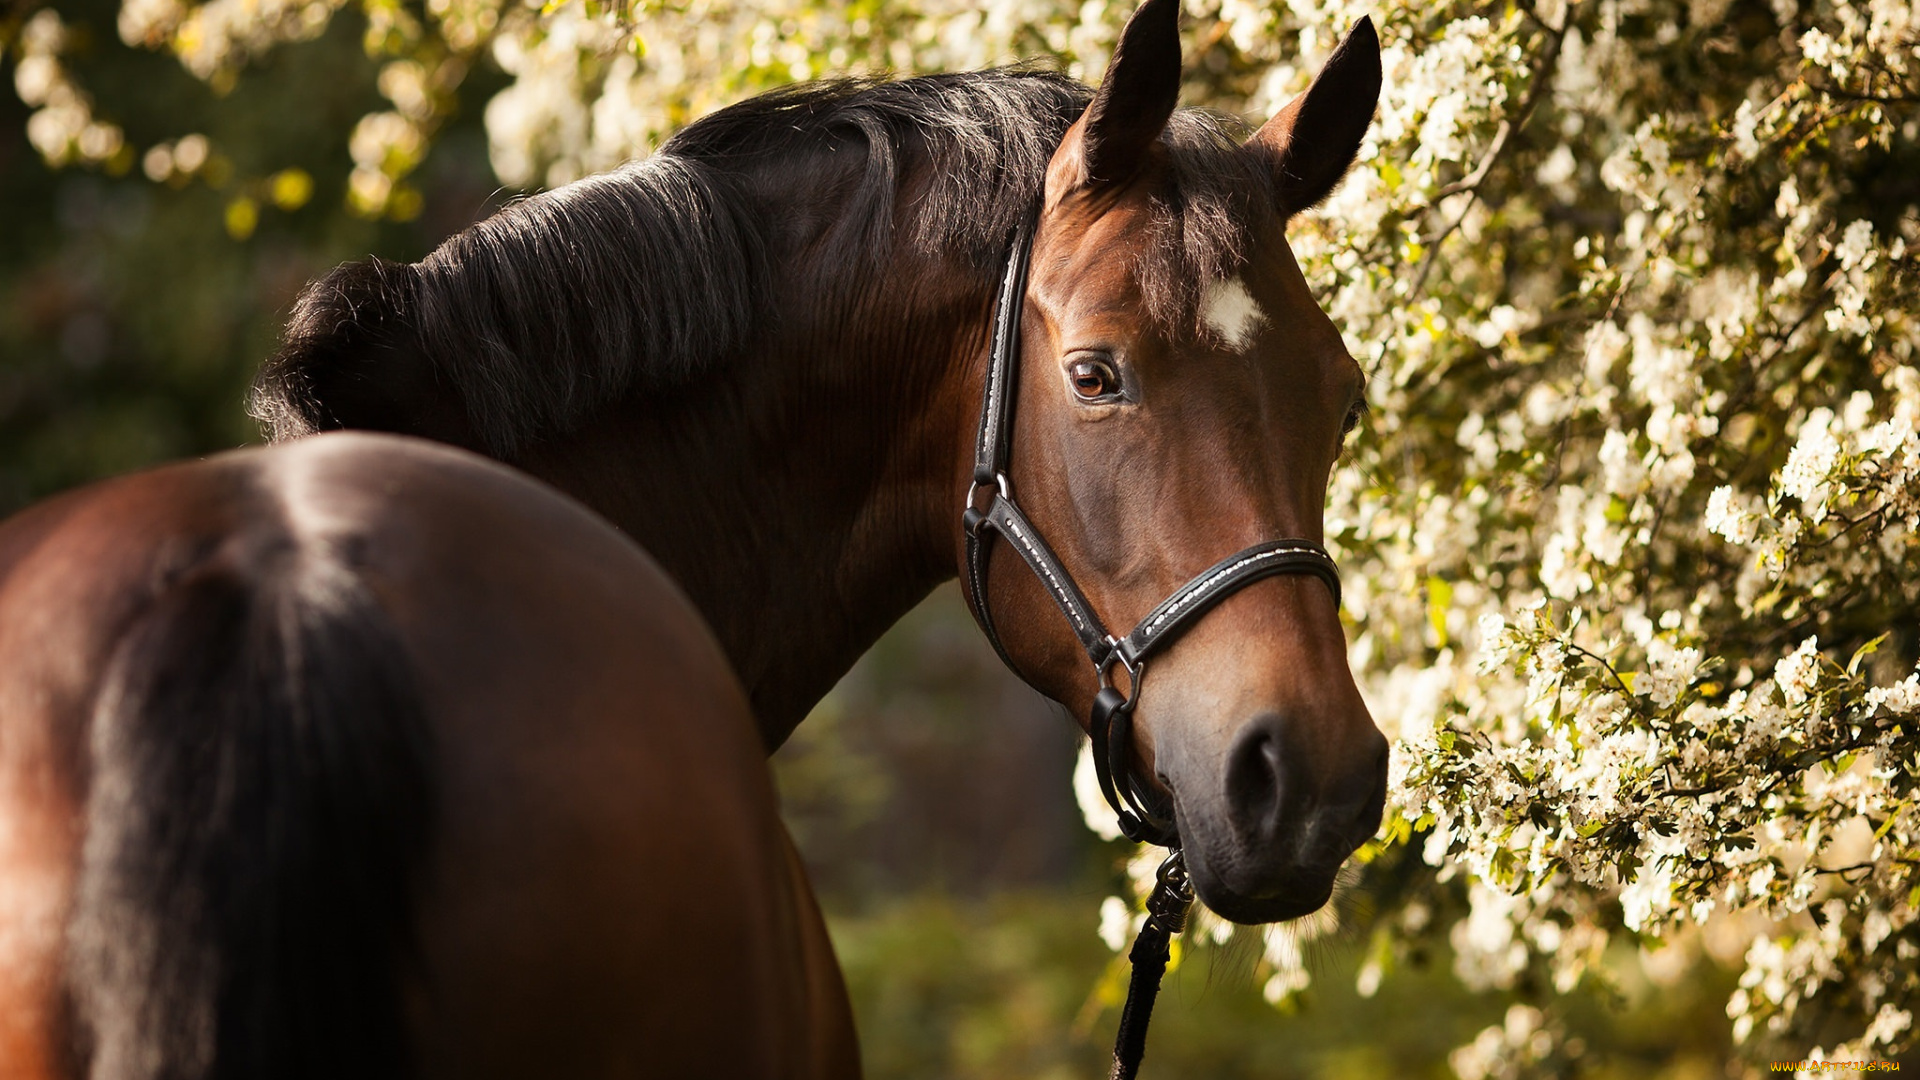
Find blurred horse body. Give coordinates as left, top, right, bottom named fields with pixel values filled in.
left=259, top=0, right=1390, bottom=925
left=0, top=433, right=855, bottom=1079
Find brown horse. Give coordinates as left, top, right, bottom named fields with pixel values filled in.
left=0, top=433, right=855, bottom=1079
left=257, top=0, right=1386, bottom=924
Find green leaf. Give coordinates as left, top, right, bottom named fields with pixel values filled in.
left=1491, top=848, right=1516, bottom=882
left=1849, top=632, right=1891, bottom=676
left=1383, top=813, right=1413, bottom=846
left=1427, top=576, right=1454, bottom=648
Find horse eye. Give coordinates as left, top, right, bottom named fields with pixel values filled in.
left=1068, top=359, right=1119, bottom=401
left=1339, top=401, right=1368, bottom=446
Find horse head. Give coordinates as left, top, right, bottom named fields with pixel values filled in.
left=964, top=0, right=1386, bottom=924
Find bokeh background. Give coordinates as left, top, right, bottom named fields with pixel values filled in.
left=7, top=0, right=1915, bottom=1075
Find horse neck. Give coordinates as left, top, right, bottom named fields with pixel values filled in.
left=510, top=257, right=989, bottom=749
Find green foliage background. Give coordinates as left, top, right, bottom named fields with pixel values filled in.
left=0, top=0, right=504, bottom=512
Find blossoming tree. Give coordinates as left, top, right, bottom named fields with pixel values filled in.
left=9, top=0, right=1918, bottom=1071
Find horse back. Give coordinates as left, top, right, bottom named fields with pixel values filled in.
left=0, top=433, right=856, bottom=1080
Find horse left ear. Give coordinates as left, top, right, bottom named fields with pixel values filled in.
left=1048, top=0, right=1182, bottom=196
left=1249, top=16, right=1382, bottom=215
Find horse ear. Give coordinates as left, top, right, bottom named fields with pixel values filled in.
left=1248, top=16, right=1382, bottom=216
left=1049, top=0, right=1182, bottom=194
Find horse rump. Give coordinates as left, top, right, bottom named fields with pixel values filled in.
left=68, top=547, right=434, bottom=1080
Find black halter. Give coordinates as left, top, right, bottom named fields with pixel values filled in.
left=960, top=210, right=1343, bottom=849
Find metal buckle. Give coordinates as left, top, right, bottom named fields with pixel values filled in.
left=1096, top=636, right=1141, bottom=698
left=1145, top=849, right=1194, bottom=935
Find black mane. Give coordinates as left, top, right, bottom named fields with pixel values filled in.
left=253, top=69, right=1273, bottom=455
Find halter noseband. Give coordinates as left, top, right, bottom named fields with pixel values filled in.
left=960, top=210, right=1343, bottom=850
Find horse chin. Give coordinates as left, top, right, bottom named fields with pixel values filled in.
left=1183, top=849, right=1335, bottom=925
left=1174, top=811, right=1339, bottom=925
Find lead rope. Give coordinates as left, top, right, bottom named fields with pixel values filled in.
left=1109, top=849, right=1194, bottom=1080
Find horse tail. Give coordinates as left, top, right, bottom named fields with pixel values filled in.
left=70, top=541, right=435, bottom=1080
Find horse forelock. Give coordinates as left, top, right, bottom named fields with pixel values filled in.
left=254, top=69, right=1277, bottom=455
left=1134, top=110, right=1282, bottom=342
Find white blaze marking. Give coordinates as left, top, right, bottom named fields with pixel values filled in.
left=1200, top=276, right=1267, bottom=351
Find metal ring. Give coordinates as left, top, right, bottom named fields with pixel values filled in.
left=964, top=473, right=1013, bottom=518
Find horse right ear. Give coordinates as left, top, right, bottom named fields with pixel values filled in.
left=1247, top=17, right=1382, bottom=216
left=1047, top=0, right=1182, bottom=199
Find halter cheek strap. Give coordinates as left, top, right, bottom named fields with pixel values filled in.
left=960, top=211, right=1342, bottom=846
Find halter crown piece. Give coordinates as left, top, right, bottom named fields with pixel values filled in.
left=960, top=211, right=1343, bottom=1080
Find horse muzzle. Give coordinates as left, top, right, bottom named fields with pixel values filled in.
left=1163, top=709, right=1388, bottom=925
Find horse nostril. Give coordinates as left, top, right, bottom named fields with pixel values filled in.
left=1222, top=716, right=1389, bottom=856
left=1223, top=713, right=1292, bottom=843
